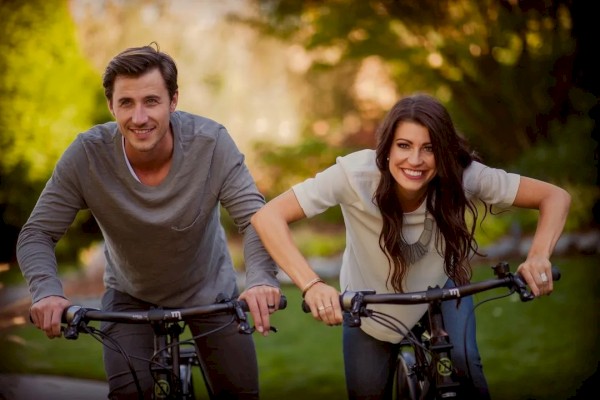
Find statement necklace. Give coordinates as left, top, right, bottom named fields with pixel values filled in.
left=400, top=212, right=434, bottom=265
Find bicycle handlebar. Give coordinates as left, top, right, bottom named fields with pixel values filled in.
left=62, top=295, right=288, bottom=340
left=302, top=263, right=561, bottom=313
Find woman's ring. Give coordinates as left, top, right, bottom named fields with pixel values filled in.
left=540, top=272, right=548, bottom=283
left=317, top=306, right=325, bottom=311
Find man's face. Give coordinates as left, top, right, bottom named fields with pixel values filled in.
left=108, top=68, right=178, bottom=156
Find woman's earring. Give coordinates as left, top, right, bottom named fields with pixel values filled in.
left=386, top=157, right=390, bottom=161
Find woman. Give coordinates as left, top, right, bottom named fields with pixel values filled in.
left=251, top=93, right=570, bottom=399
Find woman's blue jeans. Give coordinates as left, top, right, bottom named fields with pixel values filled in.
left=342, top=279, right=491, bottom=399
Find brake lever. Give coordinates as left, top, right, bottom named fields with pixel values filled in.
left=229, top=299, right=279, bottom=334
left=345, top=290, right=374, bottom=327
left=512, top=273, right=535, bottom=302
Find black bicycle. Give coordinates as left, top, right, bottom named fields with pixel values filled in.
left=62, top=294, right=287, bottom=400
left=305, top=262, right=560, bottom=399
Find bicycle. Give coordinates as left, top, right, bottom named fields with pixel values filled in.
left=61, top=294, right=287, bottom=400
left=304, top=261, right=561, bottom=399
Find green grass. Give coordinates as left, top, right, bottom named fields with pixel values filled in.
left=1, top=255, right=598, bottom=399
left=474, top=255, right=600, bottom=399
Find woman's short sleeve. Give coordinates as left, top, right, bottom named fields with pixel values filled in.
left=463, top=161, right=521, bottom=208
left=292, top=162, right=356, bottom=217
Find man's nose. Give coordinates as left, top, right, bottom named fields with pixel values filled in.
left=132, top=105, right=148, bottom=125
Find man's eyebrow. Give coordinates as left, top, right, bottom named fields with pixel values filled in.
left=116, top=96, right=130, bottom=103
left=116, top=94, right=161, bottom=103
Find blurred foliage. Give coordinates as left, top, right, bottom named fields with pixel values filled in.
left=251, top=135, right=354, bottom=230
left=0, top=0, right=109, bottom=262
left=250, top=0, right=593, bottom=163
left=253, top=136, right=355, bottom=199
left=246, top=0, right=599, bottom=232
left=291, top=223, right=346, bottom=258
left=1, top=0, right=598, bottom=266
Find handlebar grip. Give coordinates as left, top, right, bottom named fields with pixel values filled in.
left=301, top=300, right=310, bottom=313
left=515, top=265, right=561, bottom=283
left=61, top=305, right=82, bottom=323
left=551, top=266, right=561, bottom=281
left=278, top=295, right=288, bottom=309
left=513, top=265, right=562, bottom=302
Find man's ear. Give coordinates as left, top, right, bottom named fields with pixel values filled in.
left=170, top=91, right=179, bottom=112
left=107, top=99, right=115, bottom=117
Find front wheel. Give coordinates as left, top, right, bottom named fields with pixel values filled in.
left=396, top=349, right=421, bottom=400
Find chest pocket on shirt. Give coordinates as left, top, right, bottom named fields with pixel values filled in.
left=168, top=198, right=221, bottom=255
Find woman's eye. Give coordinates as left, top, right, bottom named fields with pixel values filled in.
left=423, top=146, right=434, bottom=153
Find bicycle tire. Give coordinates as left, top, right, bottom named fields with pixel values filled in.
left=396, top=350, right=420, bottom=400
left=396, top=345, right=436, bottom=400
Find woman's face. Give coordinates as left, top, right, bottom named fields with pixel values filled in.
left=388, top=121, right=437, bottom=208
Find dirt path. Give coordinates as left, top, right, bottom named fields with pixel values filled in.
left=0, top=373, right=108, bottom=400
left=0, top=270, right=104, bottom=331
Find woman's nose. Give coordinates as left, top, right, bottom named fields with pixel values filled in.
left=408, top=148, right=423, bottom=164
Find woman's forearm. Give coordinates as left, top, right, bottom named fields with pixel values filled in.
left=514, top=177, right=571, bottom=258
left=251, top=190, right=322, bottom=290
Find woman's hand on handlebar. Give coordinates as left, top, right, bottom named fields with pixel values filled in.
left=516, top=255, right=554, bottom=297
left=303, top=282, right=343, bottom=326
left=30, top=295, right=72, bottom=339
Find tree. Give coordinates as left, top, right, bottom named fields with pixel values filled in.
left=246, top=0, right=598, bottom=226
left=0, top=0, right=109, bottom=262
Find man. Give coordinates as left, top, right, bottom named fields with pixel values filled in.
left=17, top=43, right=282, bottom=399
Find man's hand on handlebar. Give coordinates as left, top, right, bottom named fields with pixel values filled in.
left=239, top=285, right=282, bottom=337
left=29, top=295, right=72, bottom=339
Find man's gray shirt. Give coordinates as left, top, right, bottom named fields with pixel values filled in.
left=17, top=111, right=279, bottom=307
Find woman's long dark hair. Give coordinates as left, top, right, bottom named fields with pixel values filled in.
left=374, top=94, right=484, bottom=292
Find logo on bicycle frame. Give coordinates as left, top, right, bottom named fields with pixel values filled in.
left=170, top=311, right=182, bottom=319
left=437, top=357, right=453, bottom=376
left=154, top=379, right=170, bottom=398
left=448, top=288, right=460, bottom=297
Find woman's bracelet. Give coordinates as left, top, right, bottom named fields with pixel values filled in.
left=301, top=277, right=324, bottom=298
